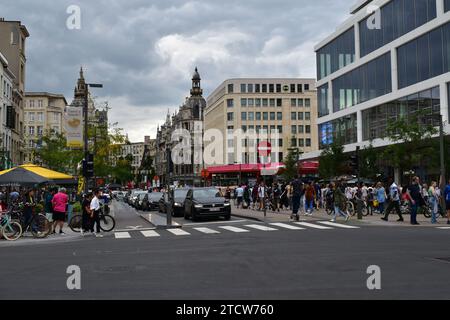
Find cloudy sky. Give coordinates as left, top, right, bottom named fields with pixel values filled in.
left=2, top=0, right=351, bottom=142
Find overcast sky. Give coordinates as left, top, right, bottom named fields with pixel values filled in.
left=2, top=0, right=351, bottom=142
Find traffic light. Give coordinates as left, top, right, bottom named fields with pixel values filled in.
left=83, top=153, right=94, bottom=178
left=349, top=147, right=360, bottom=172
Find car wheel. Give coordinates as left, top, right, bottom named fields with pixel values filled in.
left=224, top=214, right=231, bottom=221
left=191, top=206, right=197, bottom=222
left=184, top=209, right=190, bottom=220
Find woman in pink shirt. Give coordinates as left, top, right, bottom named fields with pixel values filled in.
left=51, top=187, right=68, bottom=235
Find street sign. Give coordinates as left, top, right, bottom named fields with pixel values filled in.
left=258, top=141, right=272, bottom=157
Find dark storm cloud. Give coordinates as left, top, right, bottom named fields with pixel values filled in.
left=1, top=0, right=351, bottom=141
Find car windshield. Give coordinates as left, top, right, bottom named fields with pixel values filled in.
left=175, top=189, right=189, bottom=198
left=193, top=189, right=222, bottom=198
left=149, top=192, right=163, bottom=200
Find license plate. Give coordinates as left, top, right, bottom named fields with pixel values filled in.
left=210, top=208, right=221, bottom=212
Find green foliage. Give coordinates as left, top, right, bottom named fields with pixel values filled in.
left=359, top=143, right=380, bottom=180
left=282, top=147, right=299, bottom=181
left=35, top=203, right=44, bottom=214
left=319, top=139, right=347, bottom=179
left=72, top=202, right=82, bottom=213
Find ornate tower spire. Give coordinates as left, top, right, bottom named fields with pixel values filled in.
left=74, top=66, right=87, bottom=99
left=190, top=67, right=203, bottom=97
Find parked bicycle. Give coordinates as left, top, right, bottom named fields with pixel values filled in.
left=69, top=203, right=115, bottom=233
left=0, top=213, right=22, bottom=241
left=10, top=203, right=51, bottom=239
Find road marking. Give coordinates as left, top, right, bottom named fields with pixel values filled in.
left=141, top=230, right=160, bottom=237
left=269, top=223, right=305, bottom=230
left=219, top=226, right=250, bottom=233
left=294, top=222, right=333, bottom=230
left=183, top=219, right=248, bottom=226
left=167, top=229, right=191, bottom=236
left=437, top=227, right=450, bottom=230
left=114, top=232, right=131, bottom=239
left=245, top=224, right=278, bottom=231
left=194, top=227, right=221, bottom=234
left=318, top=221, right=360, bottom=229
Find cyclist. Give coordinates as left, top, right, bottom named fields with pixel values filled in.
left=90, top=189, right=103, bottom=238
left=445, top=179, right=450, bottom=225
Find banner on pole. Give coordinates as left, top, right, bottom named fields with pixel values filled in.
left=65, top=107, right=83, bottom=148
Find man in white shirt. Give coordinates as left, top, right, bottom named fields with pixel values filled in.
left=90, top=189, right=103, bottom=237
left=235, top=185, right=244, bottom=208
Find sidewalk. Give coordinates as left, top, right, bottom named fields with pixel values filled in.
left=231, top=206, right=447, bottom=227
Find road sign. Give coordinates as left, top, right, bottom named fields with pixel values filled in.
left=258, top=141, right=272, bottom=157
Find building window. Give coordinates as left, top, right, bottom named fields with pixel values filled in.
left=298, top=112, right=304, bottom=120
left=227, top=112, right=234, bottom=121
left=279, top=139, right=283, bottom=147
left=298, top=84, right=303, bottom=93
left=316, top=27, right=355, bottom=80
left=256, top=112, right=261, bottom=121
left=318, top=84, right=329, bottom=117
left=305, top=98, right=311, bottom=107
left=305, top=125, right=311, bottom=134
left=306, top=139, right=311, bottom=147
left=241, top=98, right=247, bottom=107
left=37, top=112, right=43, bottom=122
left=362, top=86, right=441, bottom=141
left=228, top=84, right=234, bottom=93
left=53, top=112, right=59, bottom=122
left=241, top=84, right=246, bottom=93
left=291, top=112, right=297, bottom=120
left=269, top=99, right=275, bottom=107
left=319, top=113, right=357, bottom=149
left=255, top=99, right=261, bottom=107
left=277, top=112, right=282, bottom=121
left=248, top=112, right=254, bottom=121
left=276, top=99, right=282, bottom=107
left=291, top=99, right=297, bottom=107
left=276, top=84, right=282, bottom=93
left=248, top=84, right=253, bottom=93
left=38, top=100, right=43, bottom=108
left=29, top=112, right=35, bottom=122
left=333, top=52, right=392, bottom=112
left=360, top=0, right=437, bottom=58
left=29, top=126, right=35, bottom=136
left=262, top=99, right=268, bottom=107
left=37, top=126, right=43, bottom=136
left=227, top=99, right=234, bottom=107
left=304, top=84, right=310, bottom=91
left=262, top=84, right=267, bottom=93
left=305, top=112, right=311, bottom=121
left=291, top=125, right=297, bottom=134
left=241, top=125, right=247, bottom=133
left=269, top=84, right=274, bottom=93
left=270, top=112, right=275, bottom=121
left=299, top=139, right=305, bottom=147
left=290, top=84, right=296, bottom=93
left=299, top=125, right=304, bottom=133
left=248, top=98, right=254, bottom=107
left=255, top=84, right=261, bottom=93
left=277, top=125, right=283, bottom=133
left=397, top=22, right=450, bottom=89
left=298, top=99, right=304, bottom=107
left=263, top=112, right=268, bottom=121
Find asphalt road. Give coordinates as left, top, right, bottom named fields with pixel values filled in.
left=1, top=201, right=449, bottom=300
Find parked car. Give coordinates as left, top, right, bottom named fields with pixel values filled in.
left=129, top=190, right=144, bottom=207
left=142, top=192, right=164, bottom=211
left=134, top=192, right=148, bottom=210
left=159, top=188, right=190, bottom=217
left=184, top=187, right=231, bottom=221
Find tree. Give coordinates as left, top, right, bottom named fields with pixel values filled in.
left=359, top=143, right=380, bottom=180
left=113, top=155, right=134, bottom=184
left=318, top=139, right=347, bottom=179
left=282, top=148, right=299, bottom=181
left=33, top=132, right=83, bottom=174
left=383, top=111, right=438, bottom=175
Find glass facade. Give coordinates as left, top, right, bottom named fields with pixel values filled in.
left=359, top=0, right=437, bottom=57
left=332, top=52, right=392, bottom=112
left=362, top=86, right=440, bottom=141
left=319, top=113, right=357, bottom=149
left=446, top=0, right=450, bottom=12
left=316, top=27, right=355, bottom=80
left=318, top=83, right=329, bottom=117
left=398, top=22, right=450, bottom=89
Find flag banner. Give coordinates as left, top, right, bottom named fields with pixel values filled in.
left=65, top=107, right=83, bottom=148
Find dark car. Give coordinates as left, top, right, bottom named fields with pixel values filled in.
left=159, top=188, right=190, bottom=217
left=142, top=192, right=163, bottom=211
left=134, top=192, right=148, bottom=210
left=184, top=188, right=231, bottom=221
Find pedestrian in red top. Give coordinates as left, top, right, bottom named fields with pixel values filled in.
left=51, top=187, right=68, bottom=235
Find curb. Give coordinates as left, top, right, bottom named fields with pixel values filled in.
left=231, top=213, right=266, bottom=222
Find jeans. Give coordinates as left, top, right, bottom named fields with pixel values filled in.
left=333, top=205, right=348, bottom=221
left=378, top=202, right=385, bottom=214
left=292, top=195, right=301, bottom=215
left=24, top=211, right=38, bottom=232
left=305, top=199, right=314, bottom=213
left=430, top=197, right=438, bottom=223
left=410, top=203, right=418, bottom=224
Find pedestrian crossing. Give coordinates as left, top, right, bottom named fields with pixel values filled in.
left=111, top=221, right=361, bottom=240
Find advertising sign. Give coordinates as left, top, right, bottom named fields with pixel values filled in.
left=65, top=107, right=83, bottom=148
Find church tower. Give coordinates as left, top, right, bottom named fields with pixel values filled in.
left=190, top=67, right=203, bottom=97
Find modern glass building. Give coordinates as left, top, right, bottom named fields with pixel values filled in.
left=310, top=0, right=450, bottom=164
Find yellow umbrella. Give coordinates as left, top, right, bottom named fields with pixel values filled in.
left=0, top=164, right=75, bottom=185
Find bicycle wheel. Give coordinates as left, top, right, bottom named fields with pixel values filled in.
left=99, top=214, right=116, bottom=232
left=69, top=215, right=83, bottom=233
left=31, top=214, right=51, bottom=238
left=2, top=222, right=22, bottom=241
left=347, top=201, right=355, bottom=216
left=362, top=205, right=370, bottom=216
left=422, top=206, right=431, bottom=218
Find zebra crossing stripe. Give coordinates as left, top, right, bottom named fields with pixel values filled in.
left=269, top=223, right=305, bottom=230
left=219, top=226, right=250, bottom=233
left=437, top=227, right=450, bottom=230
left=294, top=222, right=333, bottom=230
left=141, top=230, right=160, bottom=237
left=114, top=232, right=131, bottom=239
left=194, top=227, right=221, bottom=234
left=245, top=224, right=278, bottom=231
left=318, top=221, right=360, bottom=229
left=167, top=229, right=191, bottom=236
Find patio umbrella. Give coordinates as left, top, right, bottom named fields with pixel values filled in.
left=0, top=164, right=76, bottom=186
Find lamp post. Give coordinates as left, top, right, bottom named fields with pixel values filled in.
left=234, top=161, right=242, bottom=186
left=84, top=83, right=103, bottom=196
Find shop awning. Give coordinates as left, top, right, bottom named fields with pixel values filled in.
left=298, top=161, right=319, bottom=174
left=207, top=163, right=285, bottom=175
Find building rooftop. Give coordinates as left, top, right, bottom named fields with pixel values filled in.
left=25, top=92, right=68, bottom=105
left=350, top=0, right=373, bottom=14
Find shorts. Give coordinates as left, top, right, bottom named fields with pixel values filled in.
left=446, top=202, right=450, bottom=211
left=52, top=211, right=66, bottom=222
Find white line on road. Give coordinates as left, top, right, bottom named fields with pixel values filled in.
left=193, top=227, right=221, bottom=234
left=183, top=219, right=248, bottom=226
left=318, top=221, right=360, bottom=229
left=114, top=232, right=132, bottom=239
left=219, top=226, right=250, bottom=233
left=269, top=223, right=305, bottom=230
left=437, top=227, right=450, bottom=230
left=245, top=224, right=278, bottom=231
left=167, top=229, right=191, bottom=236
left=141, top=230, right=160, bottom=237
left=294, top=222, right=334, bottom=230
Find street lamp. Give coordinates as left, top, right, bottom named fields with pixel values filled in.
left=234, top=161, right=242, bottom=185
left=84, top=82, right=103, bottom=196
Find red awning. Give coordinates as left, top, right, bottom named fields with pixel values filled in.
left=299, top=161, right=319, bottom=174
left=207, top=163, right=285, bottom=174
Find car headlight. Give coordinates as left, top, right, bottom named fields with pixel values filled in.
left=194, top=204, right=203, bottom=209
left=224, top=202, right=231, bottom=206
left=174, top=203, right=182, bottom=207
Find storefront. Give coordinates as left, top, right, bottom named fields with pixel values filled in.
left=206, top=163, right=285, bottom=186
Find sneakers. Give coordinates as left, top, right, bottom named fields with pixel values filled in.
left=94, top=232, right=104, bottom=238
left=381, top=217, right=388, bottom=222
left=397, top=218, right=404, bottom=222
left=59, top=231, right=66, bottom=235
